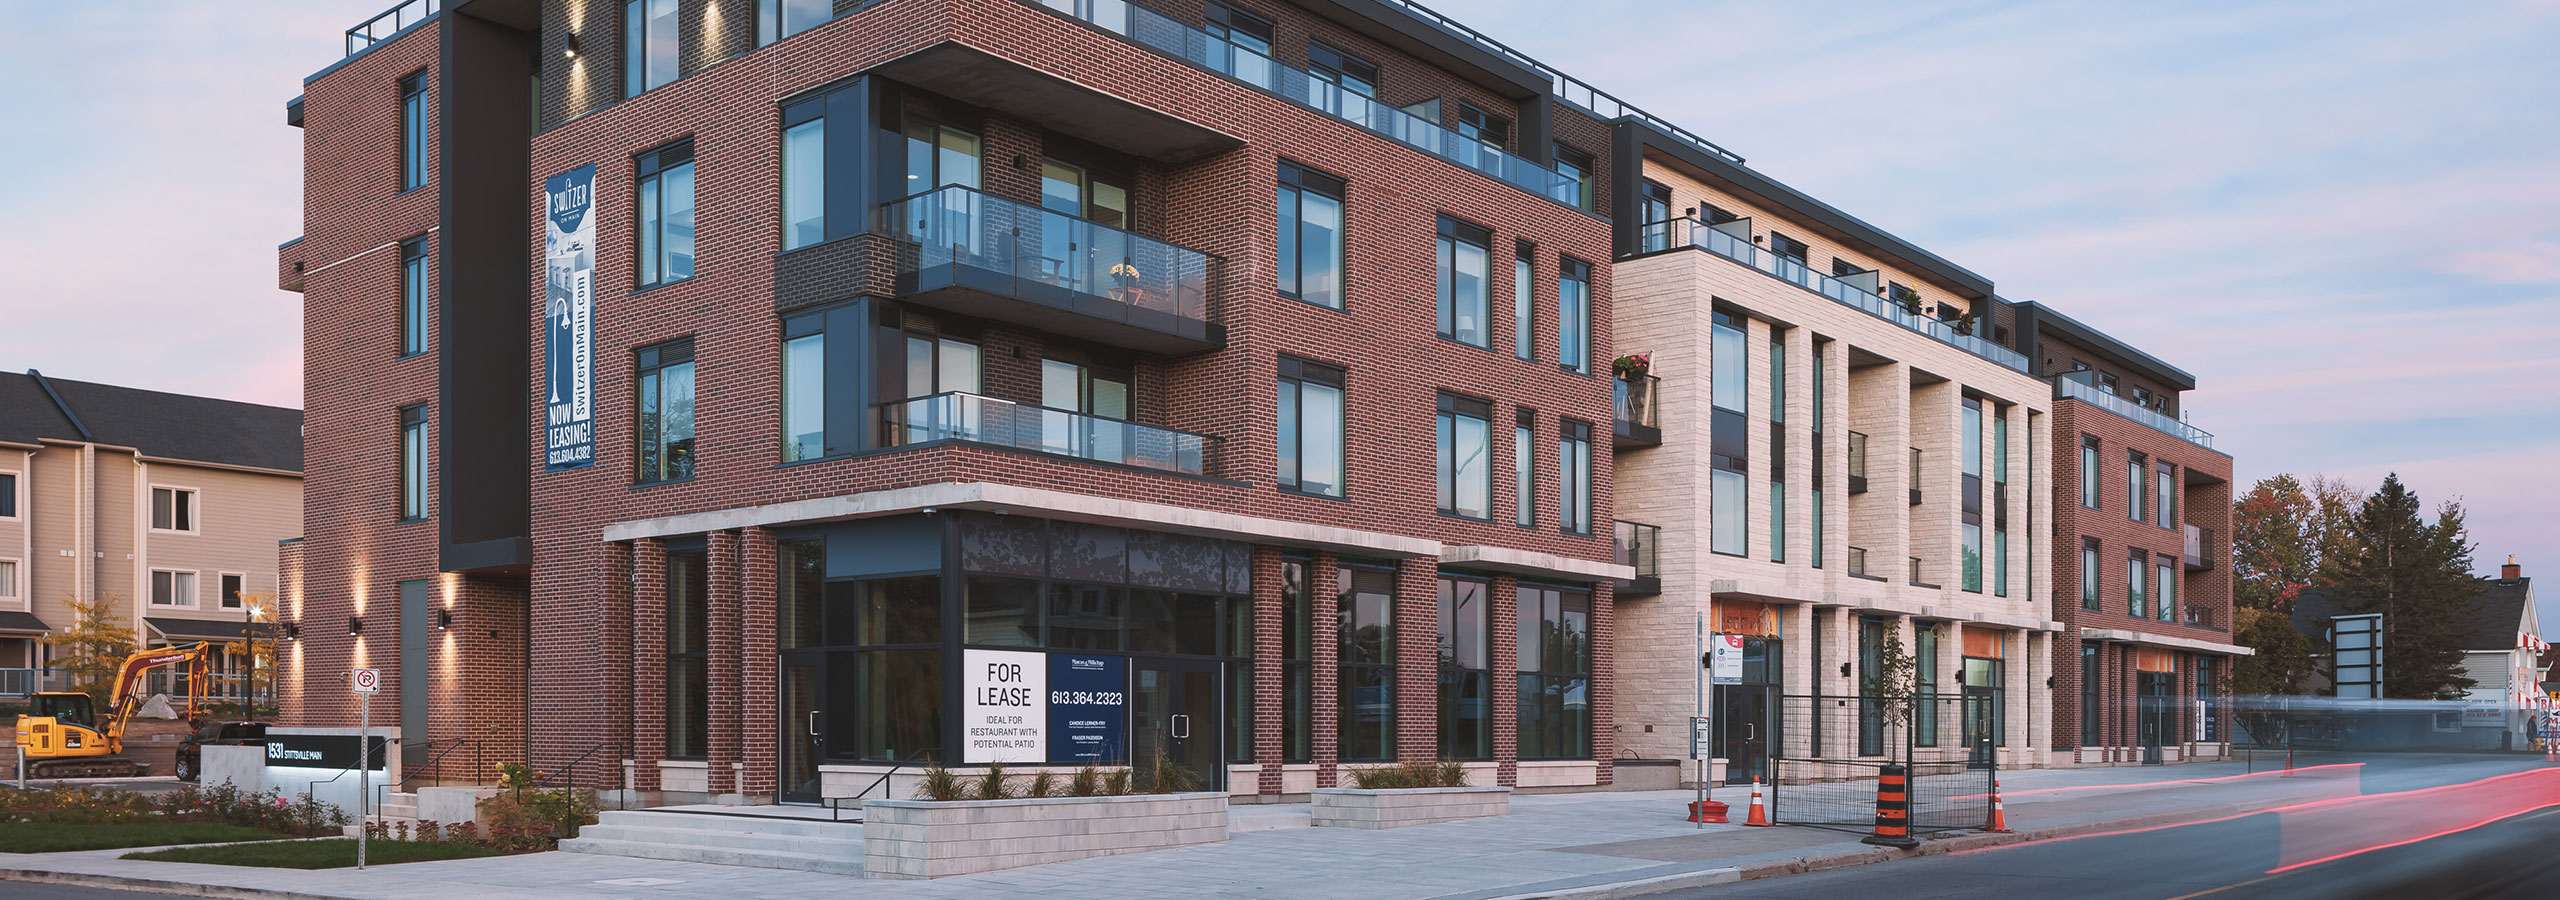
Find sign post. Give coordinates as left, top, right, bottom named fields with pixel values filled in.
left=1693, top=613, right=1704, bottom=828
left=350, top=668, right=379, bottom=870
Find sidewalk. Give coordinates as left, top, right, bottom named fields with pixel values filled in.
left=0, top=757, right=2483, bottom=900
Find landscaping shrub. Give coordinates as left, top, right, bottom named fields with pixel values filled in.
left=474, top=762, right=599, bottom=854
left=125, top=838, right=498, bottom=869
left=156, top=782, right=343, bottom=837
left=1347, top=759, right=1470, bottom=789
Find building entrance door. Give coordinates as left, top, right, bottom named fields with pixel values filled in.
left=2138, top=671, right=2170, bottom=765
left=1131, top=658, right=1223, bottom=792
left=778, top=650, right=825, bottom=804
left=1714, top=684, right=1775, bottom=783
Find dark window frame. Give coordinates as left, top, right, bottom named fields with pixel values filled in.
left=1558, top=418, right=1592, bottom=535
left=1557, top=256, right=1592, bottom=374
left=398, top=404, right=428, bottom=522
left=1337, top=562, right=1397, bottom=762
left=634, top=139, right=697, bottom=290
left=1206, top=1, right=1276, bottom=54
left=1436, top=215, right=1494, bottom=349
left=757, top=0, right=834, bottom=46
left=1436, top=392, right=1495, bottom=520
left=398, top=71, right=427, bottom=192
left=1436, top=574, right=1492, bottom=761
left=1455, top=102, right=1510, bottom=149
left=398, top=235, right=429, bottom=358
left=1306, top=40, right=1379, bottom=97
left=1277, top=161, right=1348, bottom=311
left=1551, top=142, right=1594, bottom=211
left=664, top=544, right=710, bottom=759
left=634, top=336, right=698, bottom=485
left=1515, top=583, right=1591, bottom=761
left=1277, top=355, right=1348, bottom=498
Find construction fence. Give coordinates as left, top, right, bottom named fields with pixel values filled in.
left=1762, top=693, right=1996, bottom=836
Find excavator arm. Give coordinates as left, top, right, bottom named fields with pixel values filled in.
left=103, top=642, right=215, bottom=743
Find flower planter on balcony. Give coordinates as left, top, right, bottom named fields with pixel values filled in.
left=861, top=792, right=1230, bottom=879
left=1309, top=785, right=1511, bottom=830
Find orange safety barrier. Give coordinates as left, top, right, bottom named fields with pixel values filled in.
left=1862, top=765, right=1920, bottom=849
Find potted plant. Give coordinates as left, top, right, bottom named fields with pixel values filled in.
left=1891, top=285, right=1925, bottom=317
left=1612, top=354, right=1652, bottom=380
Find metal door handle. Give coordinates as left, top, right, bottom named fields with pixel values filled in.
left=809, top=711, right=822, bottom=741
left=1171, top=714, right=1190, bottom=739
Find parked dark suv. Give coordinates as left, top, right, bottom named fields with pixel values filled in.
left=176, top=721, right=268, bottom=783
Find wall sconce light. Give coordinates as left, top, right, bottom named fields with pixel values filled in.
left=1838, top=662, right=1851, bottom=678
left=283, top=622, right=302, bottom=641
left=348, top=616, right=364, bottom=637
left=562, top=32, right=581, bottom=58
left=436, top=609, right=454, bottom=631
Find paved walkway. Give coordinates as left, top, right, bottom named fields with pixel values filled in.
left=3, top=755, right=2534, bottom=900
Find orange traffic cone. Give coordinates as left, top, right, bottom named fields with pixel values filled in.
left=1984, top=779, right=2012, bottom=833
left=1744, top=776, right=1771, bottom=827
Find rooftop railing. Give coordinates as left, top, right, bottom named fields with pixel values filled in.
left=882, top=184, right=1223, bottom=329
left=2052, top=370, right=2216, bottom=450
left=1023, top=0, right=1582, bottom=208
left=345, top=0, right=438, bottom=58
left=1636, top=217, right=2029, bottom=372
left=880, top=391, right=1220, bottom=478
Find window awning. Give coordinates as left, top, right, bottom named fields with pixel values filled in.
left=0, top=611, right=49, bottom=634
left=145, top=617, right=261, bottom=643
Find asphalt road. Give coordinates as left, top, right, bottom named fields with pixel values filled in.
left=0, top=886, right=178, bottom=900
left=1668, top=755, right=2560, bottom=900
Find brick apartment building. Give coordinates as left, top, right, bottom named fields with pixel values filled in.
left=0, top=370, right=303, bottom=695
left=280, top=0, right=1640, bottom=802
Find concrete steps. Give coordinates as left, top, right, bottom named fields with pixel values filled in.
left=558, top=809, right=866, bottom=876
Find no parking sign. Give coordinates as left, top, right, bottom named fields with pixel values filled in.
left=350, top=668, right=380, bottom=694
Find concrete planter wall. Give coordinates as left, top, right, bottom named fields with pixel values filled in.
left=861, top=792, right=1228, bottom=879
left=1310, top=785, right=1511, bottom=829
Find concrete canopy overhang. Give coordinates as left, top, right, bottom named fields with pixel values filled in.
left=873, top=42, right=1246, bottom=165
left=2080, top=627, right=2256, bottom=656
left=1443, top=545, right=1634, bottom=582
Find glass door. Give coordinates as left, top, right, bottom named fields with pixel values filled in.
left=1131, top=657, right=1224, bottom=792
left=1961, top=657, right=2003, bottom=768
left=2138, top=672, right=2169, bottom=765
left=1714, top=684, right=1774, bottom=784
left=779, top=650, right=825, bottom=804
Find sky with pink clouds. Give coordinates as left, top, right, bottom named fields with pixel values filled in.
left=0, top=1, right=2551, bottom=588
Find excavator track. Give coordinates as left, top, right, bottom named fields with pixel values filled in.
left=27, top=758, right=145, bottom=780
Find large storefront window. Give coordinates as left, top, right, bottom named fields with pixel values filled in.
left=1283, top=557, right=1312, bottom=762
left=1437, top=575, right=1490, bottom=760
left=1516, top=584, right=1590, bottom=760
left=2081, top=643, right=2101, bottom=748
left=1339, top=563, right=1396, bottom=762
left=665, top=545, right=708, bottom=759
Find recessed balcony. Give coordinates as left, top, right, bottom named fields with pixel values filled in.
left=883, top=186, right=1226, bottom=356
left=2184, top=524, right=2215, bottom=572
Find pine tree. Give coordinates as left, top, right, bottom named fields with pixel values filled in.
left=2333, top=474, right=2477, bottom=700
left=42, top=591, right=140, bottom=706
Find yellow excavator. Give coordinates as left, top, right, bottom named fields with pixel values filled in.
left=14, top=642, right=217, bottom=779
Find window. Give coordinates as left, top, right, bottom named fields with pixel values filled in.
left=1770, top=339, right=1785, bottom=562
left=1338, top=564, right=1395, bottom=761
left=1516, top=584, right=1590, bottom=759
left=1558, top=257, right=1591, bottom=373
left=1514, top=411, right=1535, bottom=526
left=780, top=114, right=825, bottom=250
left=1282, top=557, right=1313, bottom=762
left=1812, top=342, right=1825, bottom=568
left=2157, top=461, right=2176, bottom=530
left=1994, top=530, right=2008, bottom=598
left=1711, top=312, right=1747, bottom=556
left=665, top=546, right=708, bottom=758
left=1915, top=625, right=1939, bottom=746
left=1206, top=2, right=1274, bottom=53
left=1962, top=398, right=1983, bottom=593
left=1832, top=258, right=1863, bottom=277
left=2080, top=435, right=2101, bottom=509
left=151, top=570, right=198, bottom=608
left=2080, top=644, right=2101, bottom=747
left=398, top=72, right=427, bottom=191
left=1455, top=103, right=1509, bottom=149
left=1277, top=357, right=1346, bottom=498
left=1553, top=143, right=1594, bottom=211
left=635, top=338, right=696, bottom=484
left=2096, top=372, right=2120, bottom=394
left=1513, top=244, right=1534, bottom=360
left=1437, top=216, right=1492, bottom=348
left=2081, top=539, right=2102, bottom=611
left=2158, top=559, right=2177, bottom=623
left=398, top=236, right=428, bottom=356
left=758, top=0, right=831, bottom=44
left=1559, top=419, right=1592, bottom=534
left=902, top=119, right=982, bottom=192
left=1769, top=232, right=1809, bottom=263
left=0, top=471, right=14, bottom=518
left=0, top=559, right=15, bottom=601
left=1701, top=204, right=1741, bottom=226
left=2128, top=549, right=2148, bottom=618
left=2131, top=386, right=2153, bottom=408
left=399, top=405, right=428, bottom=520
left=635, top=141, right=695, bottom=288
left=151, top=487, right=197, bottom=533
left=220, top=574, right=246, bottom=610
left=1858, top=616, right=1885, bottom=756
left=780, top=314, right=826, bottom=461
left=1437, top=394, right=1493, bottom=519
left=1437, top=576, right=1490, bottom=760
left=623, top=0, right=680, bottom=97
left=1306, top=41, right=1378, bottom=97
left=2127, top=451, right=2146, bottom=522
left=903, top=332, right=981, bottom=396
left=1277, top=162, right=1346, bottom=310
left=1638, top=180, right=1673, bottom=252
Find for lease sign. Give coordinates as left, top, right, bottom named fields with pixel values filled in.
left=963, top=648, right=1047, bottom=763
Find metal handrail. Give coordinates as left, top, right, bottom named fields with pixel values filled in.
left=344, top=0, right=439, bottom=58
left=880, top=391, right=1222, bottom=478
left=394, top=738, right=482, bottom=791
left=2052, top=371, right=2215, bottom=450
left=825, top=750, right=938, bottom=822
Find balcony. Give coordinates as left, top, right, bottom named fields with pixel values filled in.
left=343, top=0, right=437, bottom=58
left=1633, top=217, right=2029, bottom=372
left=1612, top=375, right=1660, bottom=449
left=1846, top=431, right=1869, bottom=494
left=1848, top=546, right=1884, bottom=582
left=1613, top=520, right=1661, bottom=596
left=883, top=186, right=1225, bottom=355
left=1908, top=447, right=1922, bottom=507
left=880, top=392, right=1221, bottom=478
left=1019, top=0, right=1583, bottom=209
left=2184, top=524, right=2215, bottom=572
left=2051, top=370, right=2216, bottom=450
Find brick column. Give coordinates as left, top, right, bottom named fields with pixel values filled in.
left=740, top=527, right=778, bottom=798
left=1489, top=575, right=1519, bottom=787
left=1591, top=581, right=1617, bottom=786
left=1393, top=557, right=1439, bottom=765
left=602, top=542, right=633, bottom=790
left=707, top=531, right=741, bottom=795
left=632, top=538, right=667, bottom=792
left=2054, top=631, right=2081, bottom=753
left=1311, top=553, right=1340, bottom=787
left=1251, top=546, right=1285, bottom=796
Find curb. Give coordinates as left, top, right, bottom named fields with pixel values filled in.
left=0, top=868, right=353, bottom=900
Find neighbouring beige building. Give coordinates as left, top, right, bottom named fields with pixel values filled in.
left=0, top=370, right=302, bottom=696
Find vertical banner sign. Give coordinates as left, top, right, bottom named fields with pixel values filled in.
left=1048, top=654, right=1127, bottom=764
left=1709, top=634, right=1745, bottom=685
left=543, top=165, right=598, bottom=471
left=963, top=649, right=1047, bottom=763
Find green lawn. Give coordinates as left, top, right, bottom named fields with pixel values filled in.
left=123, top=838, right=498, bottom=869
left=0, top=822, right=293, bottom=853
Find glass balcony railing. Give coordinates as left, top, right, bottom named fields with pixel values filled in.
left=2184, top=524, right=2215, bottom=572
left=1634, top=217, right=2030, bottom=372
left=1847, top=431, right=1870, bottom=493
left=880, top=391, right=1219, bottom=477
left=1023, top=0, right=1583, bottom=208
left=1613, top=520, right=1659, bottom=579
left=1612, top=374, right=1660, bottom=446
left=345, top=0, right=438, bottom=57
left=882, top=185, right=1222, bottom=344
left=2052, top=370, right=2216, bottom=450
